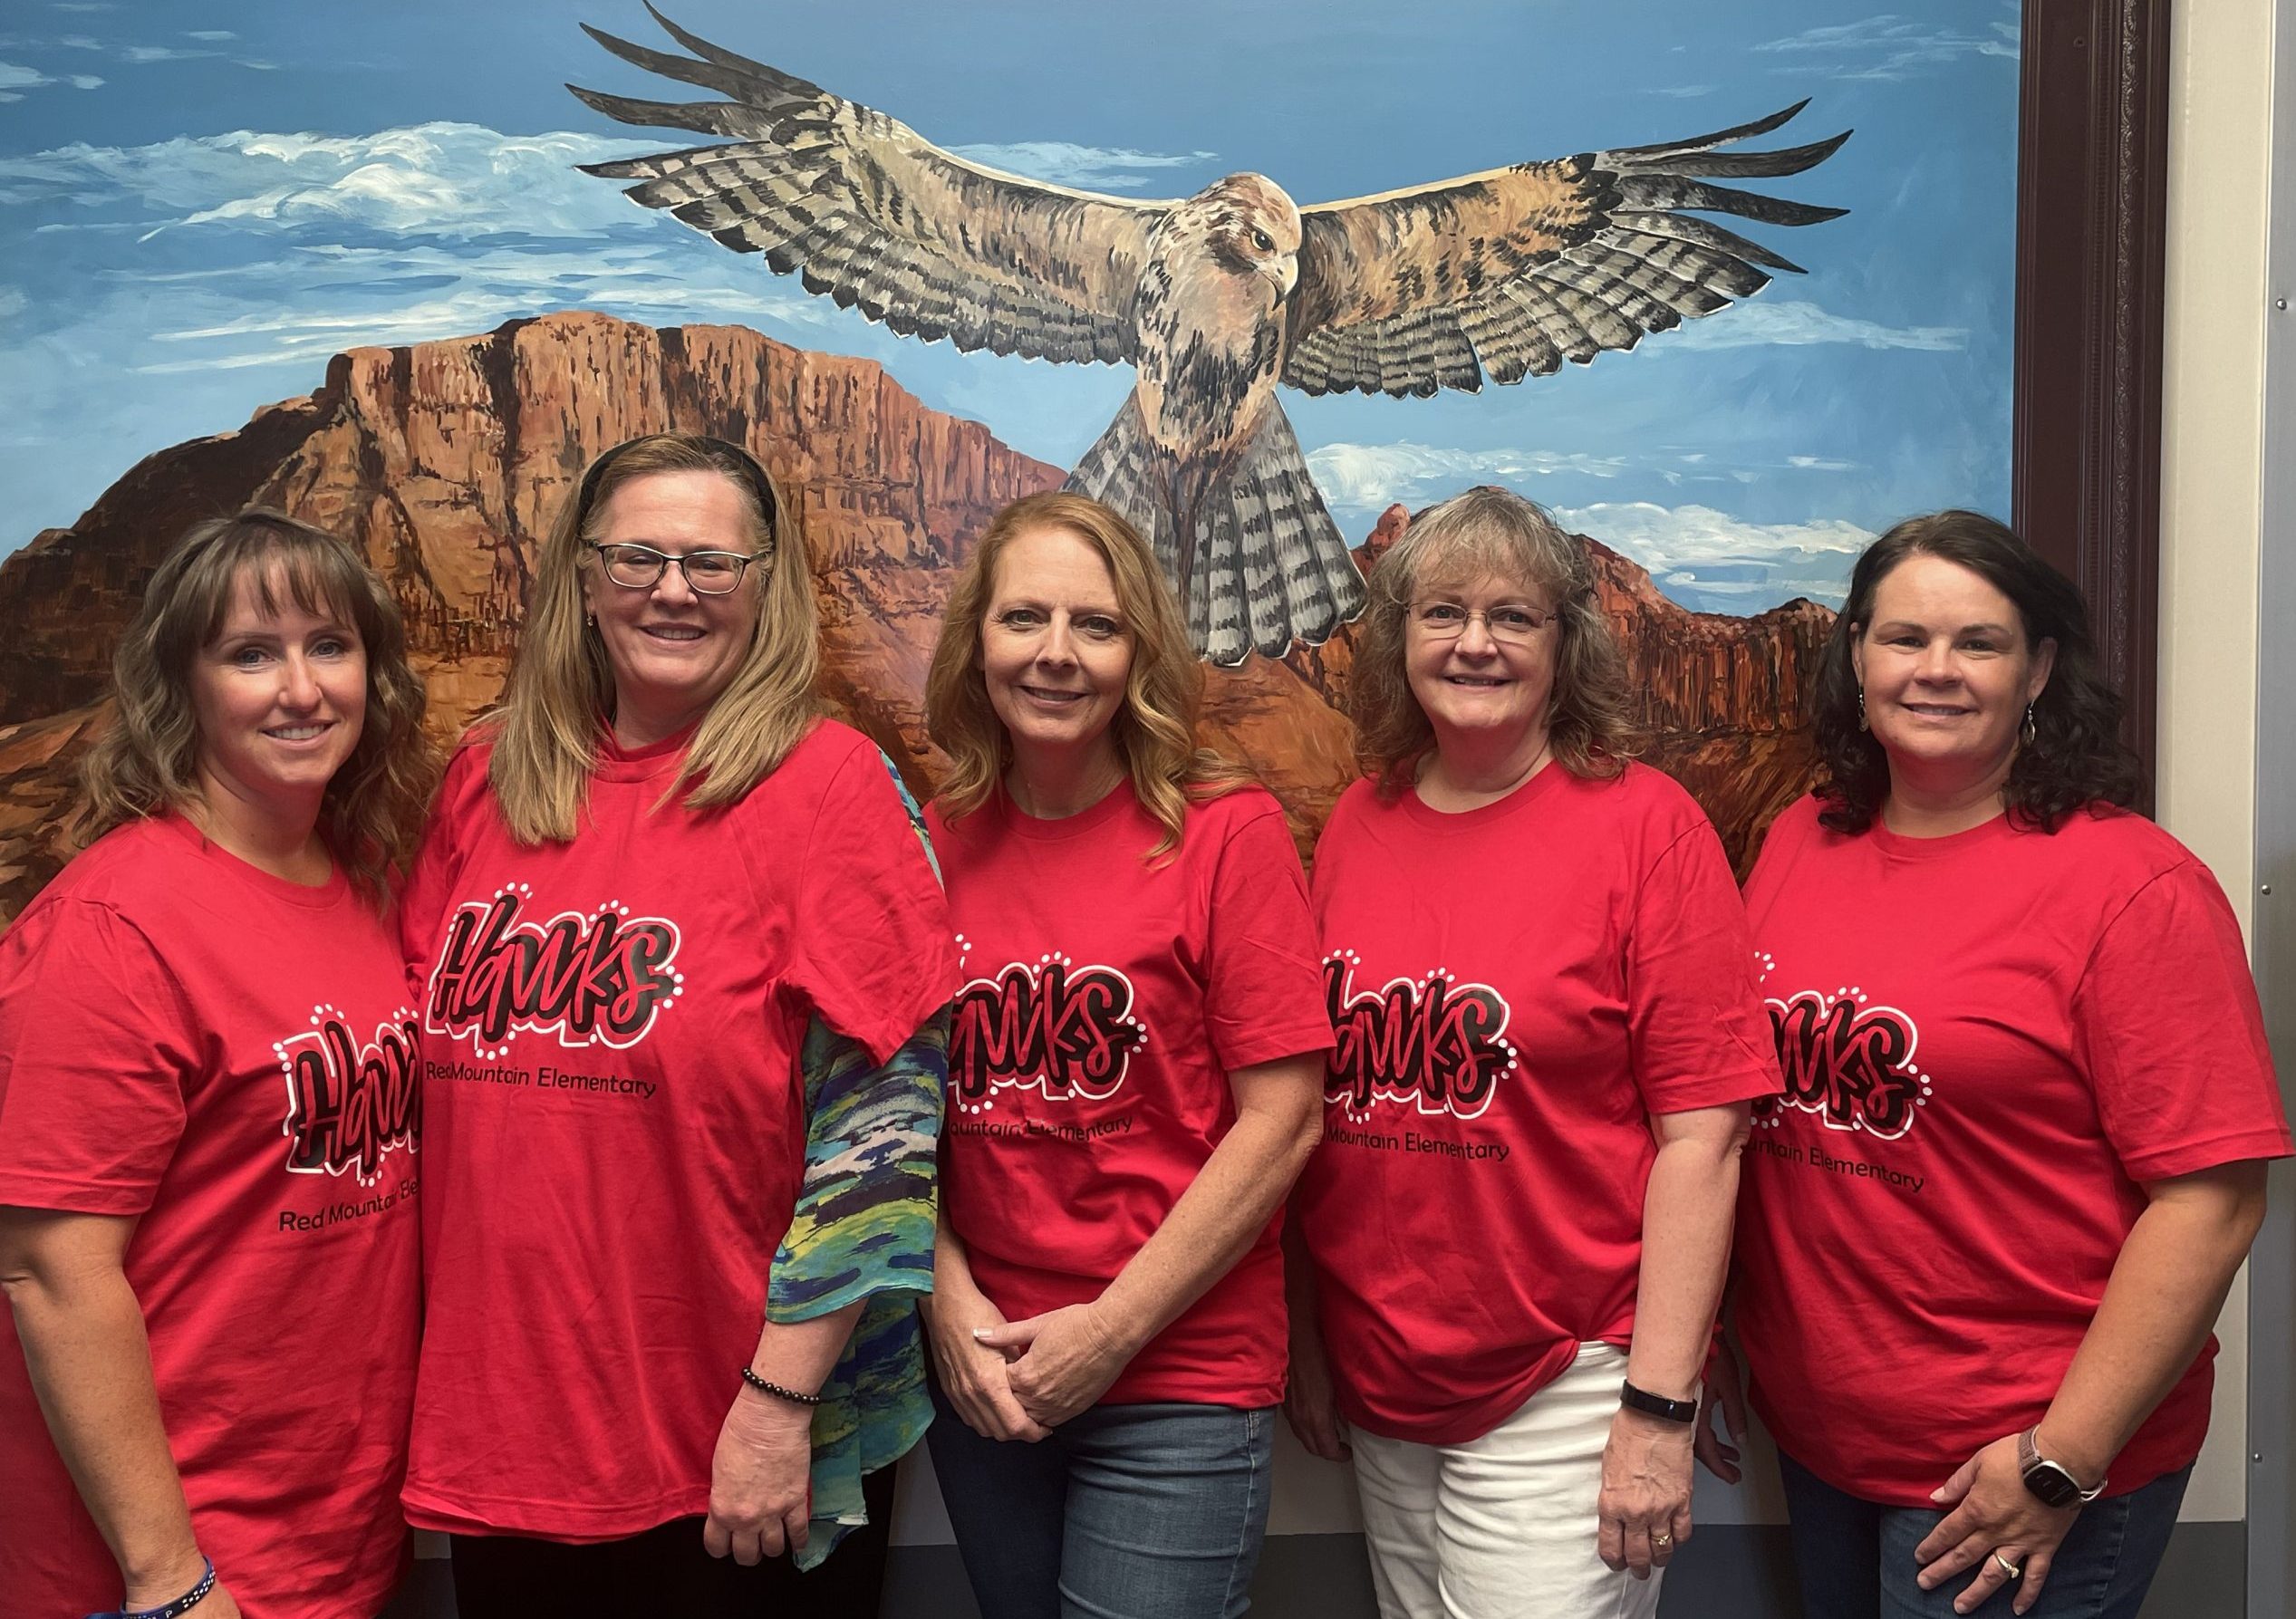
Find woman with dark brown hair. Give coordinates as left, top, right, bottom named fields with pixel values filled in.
left=1286, top=487, right=1778, bottom=1618
left=1703, top=510, right=2288, bottom=1618
left=0, top=510, right=434, bottom=1619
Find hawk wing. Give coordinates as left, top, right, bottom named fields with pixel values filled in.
left=1284, top=102, right=1849, bottom=397
left=570, top=5, right=1162, bottom=365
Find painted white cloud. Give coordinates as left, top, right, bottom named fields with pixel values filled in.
left=183, top=30, right=236, bottom=42
left=1554, top=501, right=1871, bottom=607
left=948, top=141, right=1217, bottom=193
left=1307, top=442, right=1629, bottom=512
left=1668, top=299, right=1966, bottom=352
left=122, top=43, right=217, bottom=63
left=0, top=61, right=54, bottom=88
left=1754, top=14, right=2018, bottom=82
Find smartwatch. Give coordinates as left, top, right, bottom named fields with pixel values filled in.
left=2018, top=1427, right=2105, bottom=1508
left=1618, top=1379, right=1698, bottom=1424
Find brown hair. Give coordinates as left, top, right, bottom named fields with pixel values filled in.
left=1351, top=487, right=1635, bottom=794
left=483, top=432, right=820, bottom=843
left=924, top=490, right=1247, bottom=859
left=72, top=508, right=435, bottom=908
left=1813, top=509, right=2144, bottom=834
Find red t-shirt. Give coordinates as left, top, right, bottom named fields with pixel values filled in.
left=1735, top=795, right=2291, bottom=1504
left=399, top=720, right=956, bottom=1538
left=1296, top=763, right=1780, bottom=1445
left=0, top=815, right=420, bottom=1619
left=928, top=782, right=1332, bottom=1409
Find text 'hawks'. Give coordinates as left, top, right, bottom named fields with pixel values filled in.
left=1323, top=955, right=1516, bottom=1121
left=949, top=956, right=1146, bottom=1103
left=425, top=890, right=681, bottom=1055
left=280, top=1011, right=420, bottom=1184
left=1761, top=990, right=1925, bottom=1141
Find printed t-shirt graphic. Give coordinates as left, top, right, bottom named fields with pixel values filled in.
left=1298, top=764, right=1780, bottom=1446
left=929, top=782, right=1331, bottom=1409
left=0, top=814, right=420, bottom=1619
left=399, top=720, right=956, bottom=1539
left=1734, top=795, right=2292, bottom=1505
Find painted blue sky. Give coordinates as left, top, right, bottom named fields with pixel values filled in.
left=0, top=1, right=2019, bottom=612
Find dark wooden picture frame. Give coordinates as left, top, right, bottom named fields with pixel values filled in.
left=2013, top=0, right=2168, bottom=790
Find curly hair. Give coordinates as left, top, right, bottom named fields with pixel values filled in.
left=1813, top=509, right=2145, bottom=834
left=484, top=432, right=820, bottom=843
left=72, top=508, right=436, bottom=908
left=925, top=490, right=1249, bottom=861
left=1351, top=487, right=1635, bottom=795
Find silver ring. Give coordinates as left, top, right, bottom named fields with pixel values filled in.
left=1992, top=1551, right=2022, bottom=1579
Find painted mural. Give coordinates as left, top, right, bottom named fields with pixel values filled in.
left=0, top=3, right=2021, bottom=921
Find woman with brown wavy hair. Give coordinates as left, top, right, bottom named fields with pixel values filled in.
left=1285, top=487, right=1777, bottom=1618
left=920, top=490, right=1331, bottom=1619
left=0, top=509, right=434, bottom=1619
left=399, top=433, right=956, bottom=1618
left=1702, top=511, right=2287, bottom=1618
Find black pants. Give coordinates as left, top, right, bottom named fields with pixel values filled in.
left=449, top=1463, right=897, bottom=1618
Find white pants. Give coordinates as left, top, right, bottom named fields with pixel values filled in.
left=1348, top=1343, right=1664, bottom=1619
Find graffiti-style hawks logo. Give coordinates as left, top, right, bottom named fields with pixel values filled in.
left=276, top=1007, right=421, bottom=1184
left=1323, top=952, right=1517, bottom=1122
left=424, top=884, right=683, bottom=1058
left=948, top=938, right=1147, bottom=1106
left=1759, top=988, right=1931, bottom=1141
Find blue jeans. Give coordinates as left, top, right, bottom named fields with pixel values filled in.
left=1776, top=1450, right=2191, bottom=1618
left=926, top=1383, right=1275, bottom=1619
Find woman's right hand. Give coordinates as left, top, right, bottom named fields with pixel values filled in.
left=923, top=1274, right=1050, bottom=1443
left=1282, top=1313, right=1351, bottom=1462
left=1693, top=1335, right=1750, bottom=1484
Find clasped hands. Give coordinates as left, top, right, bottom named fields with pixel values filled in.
left=927, top=1283, right=1131, bottom=1441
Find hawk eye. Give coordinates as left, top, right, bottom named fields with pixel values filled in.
left=1250, top=228, right=1274, bottom=253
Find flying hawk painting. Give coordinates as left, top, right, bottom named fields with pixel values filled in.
left=571, top=6, right=1850, bottom=665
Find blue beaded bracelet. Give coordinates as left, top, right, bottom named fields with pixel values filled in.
left=85, top=1556, right=216, bottom=1619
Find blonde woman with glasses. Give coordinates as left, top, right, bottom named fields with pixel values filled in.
left=919, top=490, right=1331, bottom=1619
left=1283, top=487, right=1779, bottom=1618
left=398, top=433, right=956, bottom=1618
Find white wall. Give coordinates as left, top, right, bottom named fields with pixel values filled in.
left=2157, top=0, right=2280, bottom=1527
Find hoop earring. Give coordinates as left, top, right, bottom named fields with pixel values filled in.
left=2021, top=703, right=2037, bottom=747
left=1857, top=689, right=1868, bottom=732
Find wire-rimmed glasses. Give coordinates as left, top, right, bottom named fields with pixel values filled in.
left=1407, top=601, right=1558, bottom=642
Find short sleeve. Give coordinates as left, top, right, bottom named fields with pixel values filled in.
left=2078, top=860, right=2291, bottom=1181
left=787, top=745, right=960, bottom=1065
left=0, top=899, right=200, bottom=1215
left=1627, top=819, right=1782, bottom=1114
left=1201, top=801, right=1334, bottom=1073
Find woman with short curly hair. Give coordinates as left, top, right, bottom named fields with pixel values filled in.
left=1705, top=510, right=2288, bottom=1619
left=1288, top=487, right=1777, bottom=1618
left=0, top=509, right=435, bottom=1619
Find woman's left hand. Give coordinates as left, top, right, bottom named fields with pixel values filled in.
left=973, top=1303, right=1131, bottom=1429
left=1915, top=1434, right=2081, bottom=1615
left=704, top=1390, right=814, bottom=1565
left=1598, top=1406, right=1695, bottom=1578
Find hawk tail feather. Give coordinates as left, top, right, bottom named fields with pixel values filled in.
left=1066, top=399, right=1365, bottom=667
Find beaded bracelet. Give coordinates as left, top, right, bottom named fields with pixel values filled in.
left=739, top=1365, right=823, bottom=1407
left=86, top=1556, right=217, bottom=1619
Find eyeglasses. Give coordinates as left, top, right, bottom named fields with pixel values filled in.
left=1407, top=602, right=1558, bottom=642
left=587, top=542, right=772, bottom=595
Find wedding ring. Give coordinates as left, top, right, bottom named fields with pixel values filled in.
left=1652, top=1531, right=1674, bottom=1547
left=1992, top=1551, right=2022, bottom=1579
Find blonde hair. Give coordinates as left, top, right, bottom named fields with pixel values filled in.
left=72, top=508, right=436, bottom=909
left=1352, top=487, right=1635, bottom=795
left=925, top=491, right=1247, bottom=859
left=485, top=433, right=820, bottom=843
